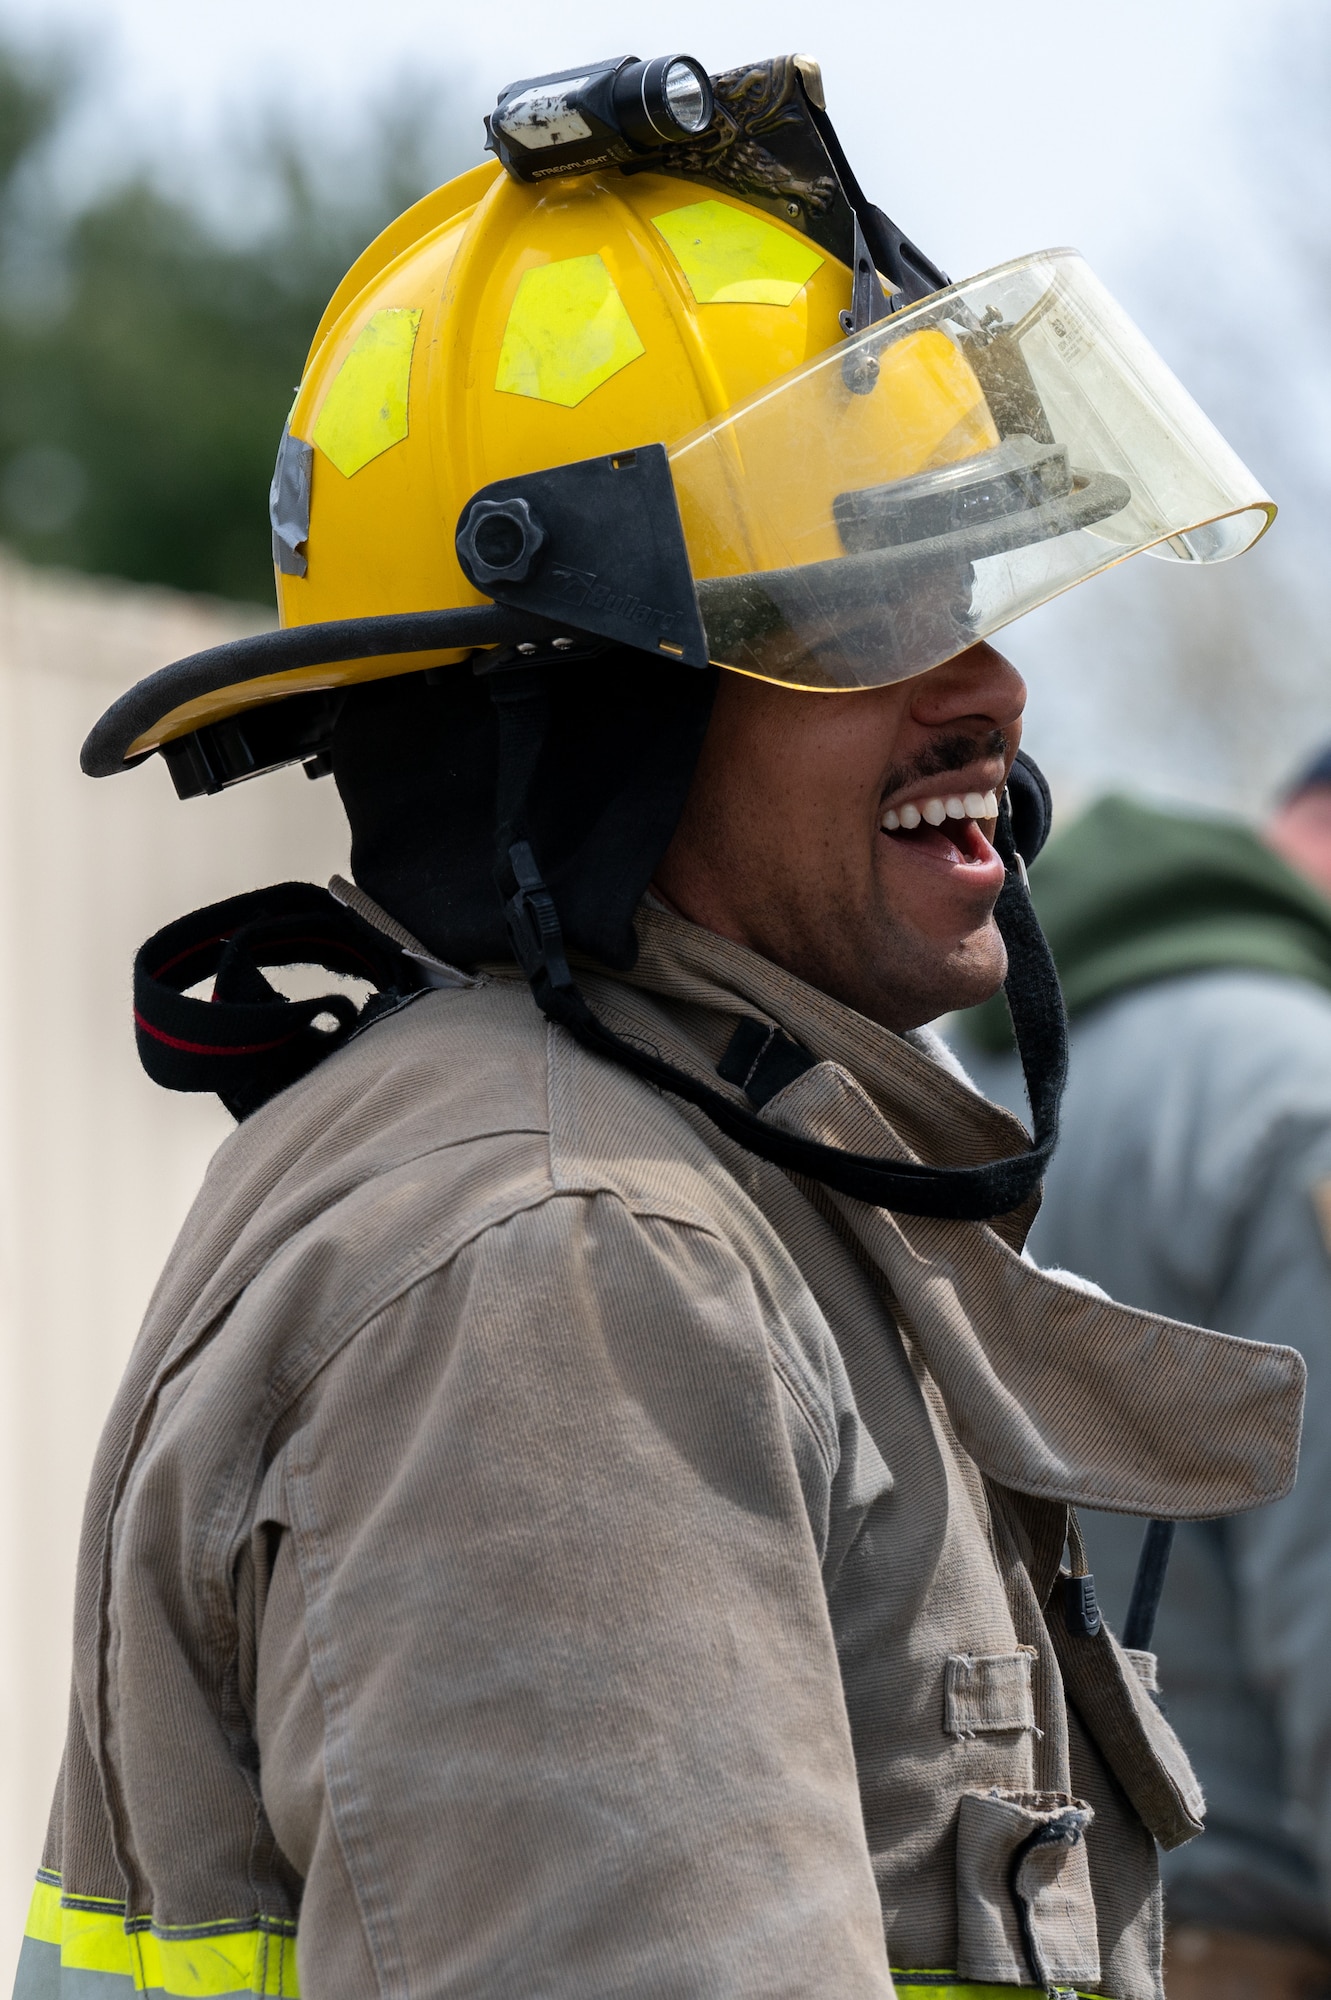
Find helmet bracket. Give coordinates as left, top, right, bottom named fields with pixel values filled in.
left=839, top=212, right=894, bottom=339
left=456, top=445, right=711, bottom=668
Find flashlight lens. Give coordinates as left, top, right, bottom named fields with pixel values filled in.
left=663, top=61, right=709, bottom=133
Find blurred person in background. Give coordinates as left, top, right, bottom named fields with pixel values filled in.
left=958, top=757, right=1331, bottom=2000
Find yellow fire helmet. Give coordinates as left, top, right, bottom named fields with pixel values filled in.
left=81, top=50, right=1273, bottom=797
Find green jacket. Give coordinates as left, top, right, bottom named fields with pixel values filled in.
left=967, top=793, right=1331, bottom=1049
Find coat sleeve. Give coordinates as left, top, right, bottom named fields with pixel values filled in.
left=253, top=1188, right=893, bottom=2000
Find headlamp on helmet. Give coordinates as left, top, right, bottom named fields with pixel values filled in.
left=488, top=56, right=714, bottom=181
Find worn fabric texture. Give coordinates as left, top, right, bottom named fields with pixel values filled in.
left=23, top=904, right=1305, bottom=2000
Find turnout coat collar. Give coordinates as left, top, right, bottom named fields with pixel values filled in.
left=607, top=903, right=1305, bottom=1523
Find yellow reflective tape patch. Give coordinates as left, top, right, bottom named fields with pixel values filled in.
left=652, top=198, right=824, bottom=305
left=495, top=253, right=645, bottom=408
left=313, top=307, right=421, bottom=478
left=59, top=1905, right=137, bottom=1980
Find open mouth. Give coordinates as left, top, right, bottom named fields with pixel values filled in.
left=879, top=786, right=1003, bottom=873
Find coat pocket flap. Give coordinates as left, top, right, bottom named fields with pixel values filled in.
left=1051, top=1617, right=1204, bottom=1850
left=956, top=1788, right=1101, bottom=1989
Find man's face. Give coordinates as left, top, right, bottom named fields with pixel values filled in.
left=654, top=642, right=1026, bottom=1033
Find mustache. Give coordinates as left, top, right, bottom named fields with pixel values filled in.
left=879, top=729, right=1009, bottom=802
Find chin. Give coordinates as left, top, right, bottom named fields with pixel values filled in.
left=928, top=976, right=1003, bottom=1028
left=863, top=925, right=1008, bottom=1034
left=938, top=931, right=1009, bottom=1012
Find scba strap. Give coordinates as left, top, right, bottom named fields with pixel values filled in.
left=133, top=883, right=424, bottom=1120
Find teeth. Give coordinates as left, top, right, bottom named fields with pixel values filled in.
left=882, top=786, right=1003, bottom=833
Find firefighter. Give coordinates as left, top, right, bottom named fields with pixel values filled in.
left=15, top=52, right=1303, bottom=2000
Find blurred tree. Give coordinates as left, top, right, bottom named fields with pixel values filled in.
left=0, top=48, right=476, bottom=602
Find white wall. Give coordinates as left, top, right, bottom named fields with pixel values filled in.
left=0, top=550, right=349, bottom=1955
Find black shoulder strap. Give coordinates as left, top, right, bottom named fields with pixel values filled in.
left=133, top=882, right=424, bottom=1120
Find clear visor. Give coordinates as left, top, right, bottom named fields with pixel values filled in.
left=667, top=248, right=1274, bottom=691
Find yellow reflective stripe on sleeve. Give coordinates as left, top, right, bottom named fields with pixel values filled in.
left=23, top=1875, right=63, bottom=1946
left=20, top=1876, right=299, bottom=1997
left=133, top=1927, right=298, bottom=1997
left=893, top=1977, right=1095, bottom=1998
left=58, top=1903, right=137, bottom=1981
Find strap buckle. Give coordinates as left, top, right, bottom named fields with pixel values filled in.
left=502, top=840, right=574, bottom=994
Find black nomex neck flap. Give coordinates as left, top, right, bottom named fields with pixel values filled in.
left=332, top=651, right=719, bottom=970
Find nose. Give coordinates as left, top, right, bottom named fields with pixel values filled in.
left=906, top=641, right=1027, bottom=736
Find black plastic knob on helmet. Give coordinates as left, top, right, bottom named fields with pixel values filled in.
left=455, top=497, right=548, bottom=588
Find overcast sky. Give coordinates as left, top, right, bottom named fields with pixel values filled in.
left=0, top=0, right=1301, bottom=295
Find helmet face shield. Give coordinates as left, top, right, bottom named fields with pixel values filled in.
left=667, top=248, right=1275, bottom=691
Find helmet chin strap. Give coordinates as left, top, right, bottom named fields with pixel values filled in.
left=490, top=665, right=1067, bottom=1222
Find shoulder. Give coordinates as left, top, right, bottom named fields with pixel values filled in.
left=110, top=981, right=876, bottom=1595
left=235, top=978, right=855, bottom=1458
left=149, top=973, right=817, bottom=1369
left=248, top=972, right=766, bottom=1240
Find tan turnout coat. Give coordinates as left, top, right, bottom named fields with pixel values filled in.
left=20, top=904, right=1304, bottom=2000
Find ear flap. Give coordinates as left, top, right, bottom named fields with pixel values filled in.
left=1006, top=749, right=1054, bottom=867
left=332, top=652, right=719, bottom=972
